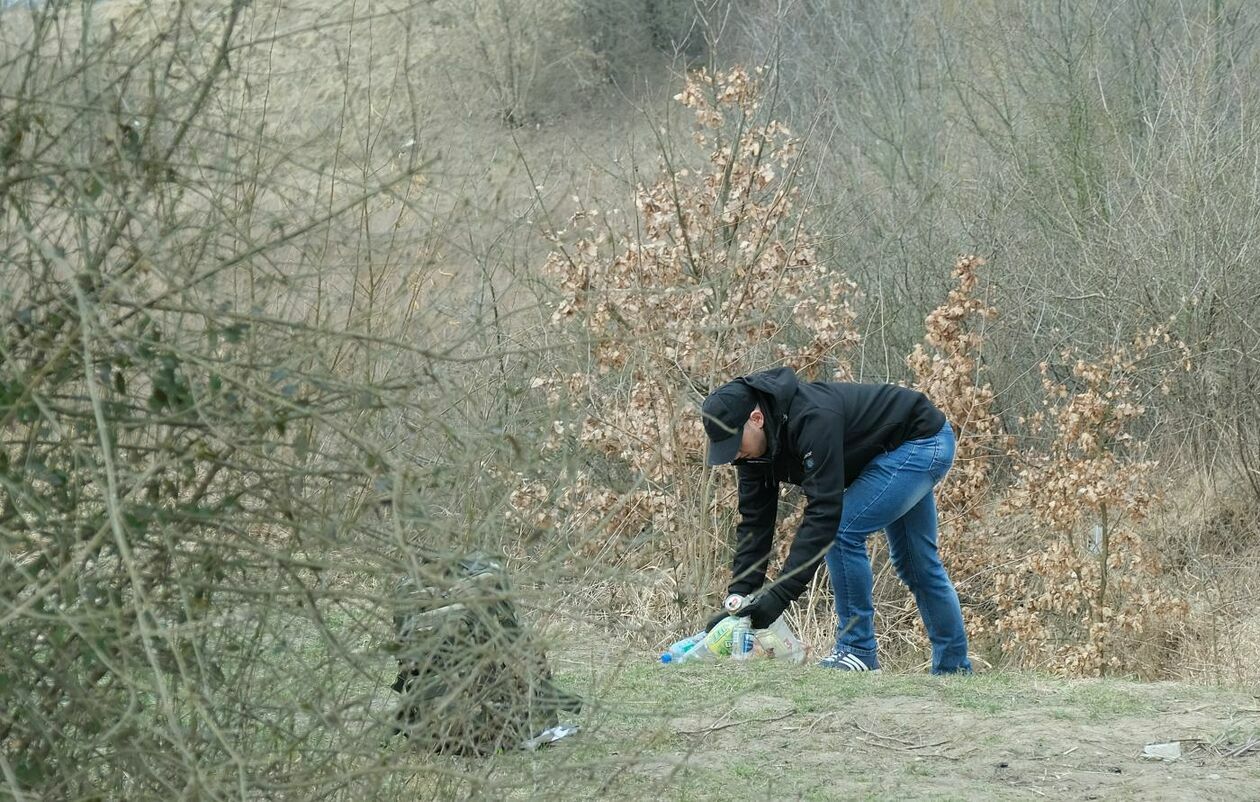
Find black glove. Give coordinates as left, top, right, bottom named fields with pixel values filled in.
left=736, top=587, right=791, bottom=629
left=703, top=609, right=729, bottom=633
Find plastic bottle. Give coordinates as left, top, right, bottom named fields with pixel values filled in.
left=659, top=632, right=706, bottom=664
left=730, top=617, right=754, bottom=661
left=694, top=615, right=739, bottom=659
left=661, top=616, right=738, bottom=664
left=753, top=615, right=808, bottom=664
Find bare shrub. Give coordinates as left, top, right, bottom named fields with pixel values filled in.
left=578, top=0, right=710, bottom=83
left=1, top=1, right=574, bottom=796
left=429, top=0, right=607, bottom=127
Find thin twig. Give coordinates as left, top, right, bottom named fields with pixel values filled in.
left=676, top=710, right=795, bottom=736
left=1159, top=703, right=1213, bottom=715
left=852, top=722, right=950, bottom=750
left=1224, top=738, right=1260, bottom=758
left=781, top=711, right=836, bottom=735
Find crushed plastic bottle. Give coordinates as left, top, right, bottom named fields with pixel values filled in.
left=660, top=616, right=745, bottom=664
left=752, top=616, right=808, bottom=664
left=659, top=631, right=706, bottom=664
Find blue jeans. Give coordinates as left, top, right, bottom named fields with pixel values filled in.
left=823, top=422, right=972, bottom=674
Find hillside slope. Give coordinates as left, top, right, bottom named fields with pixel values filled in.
left=462, top=656, right=1260, bottom=801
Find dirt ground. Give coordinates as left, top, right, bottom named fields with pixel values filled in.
left=655, top=686, right=1259, bottom=800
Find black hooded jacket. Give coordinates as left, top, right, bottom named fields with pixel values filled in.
left=726, top=367, right=946, bottom=602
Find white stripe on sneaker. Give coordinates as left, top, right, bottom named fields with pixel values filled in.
left=840, top=653, right=871, bottom=671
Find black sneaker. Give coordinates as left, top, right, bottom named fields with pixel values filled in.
left=817, top=649, right=881, bottom=672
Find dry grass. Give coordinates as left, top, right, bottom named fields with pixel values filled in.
left=1145, top=470, right=1260, bottom=684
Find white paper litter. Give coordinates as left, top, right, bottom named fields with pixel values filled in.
left=1142, top=741, right=1182, bottom=761
left=521, top=723, right=580, bottom=751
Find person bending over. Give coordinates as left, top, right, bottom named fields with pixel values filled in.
left=700, top=367, right=971, bottom=674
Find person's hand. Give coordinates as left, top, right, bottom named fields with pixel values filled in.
left=703, top=609, right=729, bottom=633
left=736, top=587, right=790, bottom=629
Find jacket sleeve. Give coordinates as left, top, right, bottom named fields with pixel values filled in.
left=775, top=410, right=844, bottom=602
left=728, top=463, right=779, bottom=596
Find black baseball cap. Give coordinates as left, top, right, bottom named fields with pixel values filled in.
left=700, top=381, right=757, bottom=465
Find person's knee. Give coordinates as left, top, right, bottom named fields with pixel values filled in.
left=834, top=528, right=871, bottom=550
left=908, top=566, right=940, bottom=595
left=895, top=556, right=956, bottom=595
left=894, top=563, right=921, bottom=591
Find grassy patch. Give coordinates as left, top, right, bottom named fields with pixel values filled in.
left=391, top=654, right=1260, bottom=801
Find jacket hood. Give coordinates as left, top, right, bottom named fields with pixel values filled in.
left=736, top=367, right=799, bottom=411
left=734, top=367, right=799, bottom=455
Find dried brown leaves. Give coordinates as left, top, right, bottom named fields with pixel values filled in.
left=993, top=329, right=1192, bottom=676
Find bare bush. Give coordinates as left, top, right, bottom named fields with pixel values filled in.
left=427, top=0, right=708, bottom=128
left=1, top=1, right=574, bottom=797
left=732, top=2, right=1260, bottom=453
